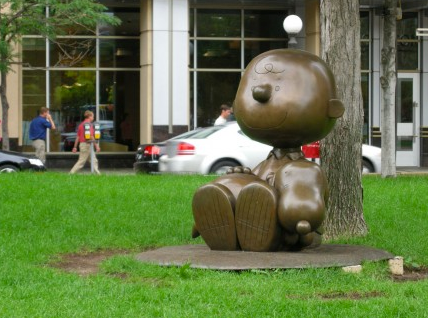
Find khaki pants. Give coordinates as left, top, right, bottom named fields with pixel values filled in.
left=70, top=142, right=100, bottom=174
left=32, top=139, right=46, bottom=164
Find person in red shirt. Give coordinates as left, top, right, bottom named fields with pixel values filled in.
left=70, top=110, right=101, bottom=174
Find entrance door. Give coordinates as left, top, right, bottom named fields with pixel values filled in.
left=396, top=73, right=420, bottom=166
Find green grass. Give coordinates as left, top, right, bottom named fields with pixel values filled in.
left=0, top=173, right=428, bottom=317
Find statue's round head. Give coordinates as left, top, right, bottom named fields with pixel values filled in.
left=234, top=49, right=344, bottom=148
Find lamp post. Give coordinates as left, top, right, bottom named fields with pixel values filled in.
left=283, top=15, right=303, bottom=48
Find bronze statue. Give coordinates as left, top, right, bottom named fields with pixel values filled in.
left=192, top=49, right=345, bottom=252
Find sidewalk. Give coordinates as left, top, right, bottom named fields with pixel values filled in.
left=47, top=166, right=428, bottom=175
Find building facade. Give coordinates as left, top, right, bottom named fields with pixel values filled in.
left=2, top=0, right=428, bottom=167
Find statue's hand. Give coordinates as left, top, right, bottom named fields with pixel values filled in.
left=226, top=166, right=252, bottom=174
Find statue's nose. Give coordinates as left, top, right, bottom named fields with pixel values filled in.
left=252, top=84, right=272, bottom=103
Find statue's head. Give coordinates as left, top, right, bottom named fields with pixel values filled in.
left=234, top=49, right=344, bottom=148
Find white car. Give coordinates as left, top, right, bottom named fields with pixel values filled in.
left=159, top=122, right=381, bottom=174
left=159, top=122, right=272, bottom=174
left=362, top=144, right=381, bottom=173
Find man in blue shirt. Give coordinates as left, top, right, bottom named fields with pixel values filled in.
left=29, top=107, right=56, bottom=164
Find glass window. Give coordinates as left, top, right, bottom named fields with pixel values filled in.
left=50, top=70, right=96, bottom=152
left=361, top=42, right=369, bottom=71
left=361, top=73, right=369, bottom=143
left=22, top=38, right=46, bottom=67
left=360, top=11, right=370, bottom=39
left=50, top=39, right=96, bottom=68
left=99, top=9, right=140, bottom=36
left=195, top=72, right=241, bottom=127
left=197, top=40, right=241, bottom=69
left=397, top=12, right=418, bottom=40
left=22, top=71, right=47, bottom=148
left=100, top=71, right=140, bottom=151
left=397, top=12, right=418, bottom=70
left=244, top=10, right=287, bottom=38
left=100, top=39, right=140, bottom=68
left=397, top=42, right=418, bottom=70
left=197, top=9, right=241, bottom=37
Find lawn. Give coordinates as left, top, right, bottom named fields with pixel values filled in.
left=0, top=173, right=427, bottom=317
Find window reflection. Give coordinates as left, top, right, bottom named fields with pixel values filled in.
left=50, top=39, right=96, bottom=67
left=195, top=72, right=240, bottom=127
left=22, top=71, right=47, bottom=150
left=21, top=3, right=140, bottom=153
left=360, top=11, right=370, bottom=40
left=23, top=38, right=46, bottom=67
left=100, top=9, right=140, bottom=36
left=100, top=39, right=140, bottom=68
left=197, top=40, right=241, bottom=69
left=50, top=71, right=96, bottom=152
left=361, top=42, right=369, bottom=70
left=397, top=42, right=418, bottom=70
left=99, top=71, right=140, bottom=151
left=244, top=10, right=287, bottom=38
left=361, top=73, right=369, bottom=143
left=197, top=9, right=241, bottom=37
left=397, top=12, right=418, bottom=70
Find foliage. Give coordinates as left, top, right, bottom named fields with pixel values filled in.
left=0, top=173, right=427, bottom=317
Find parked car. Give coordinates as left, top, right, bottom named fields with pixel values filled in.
left=158, top=122, right=272, bottom=174
left=158, top=122, right=382, bottom=174
left=134, top=128, right=205, bottom=173
left=361, top=144, right=381, bottom=173
left=0, top=150, right=46, bottom=173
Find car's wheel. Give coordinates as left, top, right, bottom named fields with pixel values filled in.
left=0, top=164, right=19, bottom=173
left=209, top=160, right=240, bottom=175
left=362, top=158, right=374, bottom=173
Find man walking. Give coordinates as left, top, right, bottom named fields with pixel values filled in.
left=70, top=110, right=101, bottom=174
left=29, top=107, right=56, bottom=164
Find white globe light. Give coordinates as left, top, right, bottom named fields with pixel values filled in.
left=283, top=15, right=303, bottom=35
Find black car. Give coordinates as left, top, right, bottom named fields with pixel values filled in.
left=0, top=150, right=46, bottom=173
left=134, top=128, right=204, bottom=173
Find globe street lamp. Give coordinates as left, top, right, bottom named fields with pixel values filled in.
left=283, top=15, right=303, bottom=47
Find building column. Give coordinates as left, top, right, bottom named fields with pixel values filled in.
left=305, top=0, right=320, bottom=55
left=140, top=0, right=153, bottom=144
left=149, top=0, right=189, bottom=142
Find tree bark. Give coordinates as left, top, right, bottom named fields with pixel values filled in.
left=320, top=0, right=367, bottom=238
left=380, top=0, right=397, bottom=177
left=0, top=69, right=10, bottom=150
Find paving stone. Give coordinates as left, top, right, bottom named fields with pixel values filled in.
left=136, top=244, right=394, bottom=270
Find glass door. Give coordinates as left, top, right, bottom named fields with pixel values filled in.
left=396, top=73, right=420, bottom=166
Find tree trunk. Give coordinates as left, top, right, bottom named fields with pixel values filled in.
left=320, top=0, right=367, bottom=238
left=380, top=0, right=397, bottom=177
left=0, top=69, right=10, bottom=151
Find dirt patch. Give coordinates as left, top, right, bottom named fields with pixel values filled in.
left=319, top=291, right=384, bottom=300
left=50, top=249, right=130, bottom=276
left=392, top=266, right=428, bottom=282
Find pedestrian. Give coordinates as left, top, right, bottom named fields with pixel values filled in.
left=214, top=103, right=231, bottom=126
left=70, top=110, right=101, bottom=175
left=29, top=107, right=56, bottom=164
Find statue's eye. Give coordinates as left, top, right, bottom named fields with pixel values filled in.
left=275, top=86, right=280, bottom=91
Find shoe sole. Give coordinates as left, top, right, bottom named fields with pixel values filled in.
left=235, top=182, right=279, bottom=251
left=192, top=183, right=238, bottom=250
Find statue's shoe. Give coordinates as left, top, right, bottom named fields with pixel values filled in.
left=235, top=182, right=280, bottom=252
left=192, top=183, right=238, bottom=250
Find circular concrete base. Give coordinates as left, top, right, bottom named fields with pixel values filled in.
left=136, top=244, right=394, bottom=270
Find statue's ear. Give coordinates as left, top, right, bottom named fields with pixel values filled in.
left=328, top=99, right=345, bottom=118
